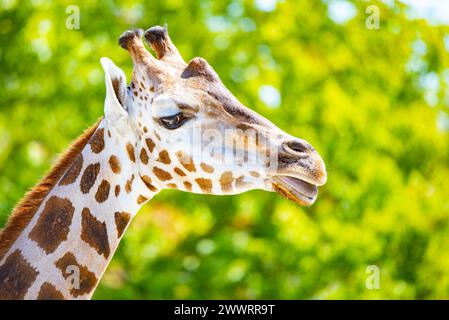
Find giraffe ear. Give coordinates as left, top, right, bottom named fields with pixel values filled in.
left=100, top=57, right=128, bottom=123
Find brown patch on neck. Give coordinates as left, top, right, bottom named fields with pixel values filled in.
left=153, top=167, right=173, bottom=181
left=0, top=249, right=39, bottom=299
left=174, top=167, right=186, bottom=177
left=80, top=163, right=101, bottom=194
left=140, top=175, right=158, bottom=192
left=175, top=151, right=196, bottom=172
left=136, top=195, right=148, bottom=205
left=95, top=180, right=111, bottom=203
left=183, top=181, right=193, bottom=192
left=108, top=155, right=121, bottom=174
left=114, top=212, right=131, bottom=238
left=89, top=128, right=105, bottom=154
left=157, top=150, right=171, bottom=164
left=126, top=143, right=136, bottom=162
left=235, top=175, right=249, bottom=189
left=220, top=171, right=234, bottom=192
left=115, top=184, right=121, bottom=196
left=37, top=282, right=64, bottom=300
left=145, top=138, right=155, bottom=153
left=0, top=119, right=101, bottom=261
left=200, top=162, right=214, bottom=174
left=125, top=174, right=135, bottom=193
left=195, top=178, right=212, bottom=193
left=140, top=148, right=149, bottom=164
left=55, top=252, right=98, bottom=297
left=58, top=154, right=83, bottom=186
left=250, top=171, right=260, bottom=178
left=80, top=208, right=110, bottom=259
left=28, top=196, right=75, bottom=254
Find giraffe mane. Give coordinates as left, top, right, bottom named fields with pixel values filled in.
left=0, top=118, right=102, bottom=260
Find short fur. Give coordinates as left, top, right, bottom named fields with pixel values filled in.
left=0, top=119, right=102, bottom=260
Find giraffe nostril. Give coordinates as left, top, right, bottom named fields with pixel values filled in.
left=283, top=140, right=314, bottom=155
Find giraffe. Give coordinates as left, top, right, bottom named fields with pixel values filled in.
left=0, top=26, right=326, bottom=300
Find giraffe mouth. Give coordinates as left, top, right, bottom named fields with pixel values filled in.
left=271, top=176, right=318, bottom=206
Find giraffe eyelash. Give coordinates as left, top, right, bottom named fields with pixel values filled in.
left=158, top=112, right=191, bottom=130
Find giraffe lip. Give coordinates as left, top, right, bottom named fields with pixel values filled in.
left=271, top=176, right=318, bottom=206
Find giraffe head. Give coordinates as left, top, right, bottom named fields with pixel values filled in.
left=100, top=27, right=326, bottom=206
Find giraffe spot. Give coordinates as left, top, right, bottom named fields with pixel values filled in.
left=80, top=163, right=100, bottom=194
left=174, top=167, right=186, bottom=177
left=115, top=185, right=121, bottom=197
left=195, top=178, right=212, bottom=193
left=236, top=175, right=249, bottom=188
left=126, top=143, right=135, bottom=162
left=143, top=126, right=148, bottom=133
left=55, top=252, right=97, bottom=298
left=145, top=138, right=155, bottom=153
left=90, top=128, right=105, bottom=154
left=220, top=171, right=234, bottom=192
left=109, top=155, right=121, bottom=174
left=141, top=175, right=157, bottom=192
left=0, top=249, right=38, bottom=300
left=37, top=282, right=64, bottom=300
left=176, top=151, right=196, bottom=172
left=153, top=167, right=172, bottom=181
left=167, top=183, right=177, bottom=189
left=184, top=181, right=192, bottom=192
left=140, top=148, right=149, bottom=164
left=200, top=162, right=214, bottom=174
left=81, top=208, right=110, bottom=259
left=154, top=131, right=161, bottom=141
left=157, top=150, right=171, bottom=164
left=29, top=196, right=75, bottom=254
left=183, top=181, right=193, bottom=192
left=125, top=174, right=134, bottom=193
left=136, top=195, right=148, bottom=205
left=59, top=154, right=83, bottom=186
left=114, top=212, right=131, bottom=238
left=95, top=180, right=110, bottom=203
left=141, top=175, right=158, bottom=192
left=250, top=171, right=260, bottom=178
left=107, top=130, right=111, bottom=138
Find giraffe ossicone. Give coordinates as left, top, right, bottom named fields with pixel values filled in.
left=0, top=26, right=326, bottom=300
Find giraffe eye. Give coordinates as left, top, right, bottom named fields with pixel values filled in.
left=159, top=113, right=190, bottom=130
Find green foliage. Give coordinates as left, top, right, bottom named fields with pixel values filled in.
left=1, top=0, right=449, bottom=299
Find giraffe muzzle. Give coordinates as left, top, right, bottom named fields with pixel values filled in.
left=270, top=138, right=327, bottom=206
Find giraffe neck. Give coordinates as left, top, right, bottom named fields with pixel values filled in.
left=0, top=119, right=157, bottom=299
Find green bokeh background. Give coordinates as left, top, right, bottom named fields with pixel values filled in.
left=1, top=0, right=449, bottom=299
